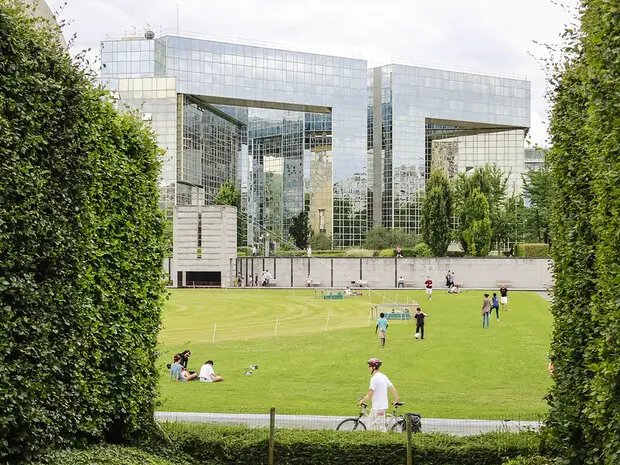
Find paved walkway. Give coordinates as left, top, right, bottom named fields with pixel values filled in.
left=155, top=412, right=541, bottom=436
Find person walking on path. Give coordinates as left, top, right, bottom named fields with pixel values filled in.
left=499, top=285, right=509, bottom=311
left=491, top=293, right=500, bottom=321
left=414, top=307, right=428, bottom=340
left=424, top=276, right=433, bottom=300
left=482, top=293, right=491, bottom=328
left=359, top=358, right=399, bottom=432
left=375, top=312, right=389, bottom=348
left=396, top=246, right=403, bottom=257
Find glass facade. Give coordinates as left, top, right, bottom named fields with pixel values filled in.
left=100, top=36, right=530, bottom=247
left=368, top=65, right=530, bottom=232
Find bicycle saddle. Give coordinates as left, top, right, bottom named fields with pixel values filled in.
left=394, top=401, right=405, bottom=406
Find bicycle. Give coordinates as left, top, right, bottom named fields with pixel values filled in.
left=337, top=401, right=422, bottom=433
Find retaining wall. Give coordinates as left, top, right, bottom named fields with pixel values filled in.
left=234, top=257, right=553, bottom=290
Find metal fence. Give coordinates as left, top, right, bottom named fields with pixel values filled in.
left=156, top=409, right=543, bottom=436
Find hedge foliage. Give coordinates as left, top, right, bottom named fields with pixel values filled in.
left=0, top=2, right=167, bottom=463
left=34, top=445, right=188, bottom=465
left=162, top=424, right=540, bottom=465
left=545, top=1, right=620, bottom=463
left=513, top=244, right=550, bottom=258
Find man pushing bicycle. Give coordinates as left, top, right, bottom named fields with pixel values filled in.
left=359, top=358, right=399, bottom=432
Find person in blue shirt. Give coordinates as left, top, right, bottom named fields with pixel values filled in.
left=170, top=354, right=186, bottom=383
left=375, top=312, right=389, bottom=347
left=491, top=293, right=500, bottom=321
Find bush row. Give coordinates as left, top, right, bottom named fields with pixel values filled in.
left=161, top=423, right=541, bottom=465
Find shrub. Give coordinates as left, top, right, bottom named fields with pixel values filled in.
left=313, top=249, right=347, bottom=257
left=513, top=244, right=549, bottom=258
left=274, top=250, right=306, bottom=257
left=162, top=423, right=541, bottom=465
left=0, top=2, right=167, bottom=462
left=502, top=456, right=553, bottom=465
left=378, top=248, right=396, bottom=257
left=310, top=232, right=332, bottom=250
left=237, top=246, right=252, bottom=256
left=412, top=243, right=433, bottom=257
left=34, top=445, right=187, bottom=465
left=344, top=248, right=376, bottom=257
left=446, top=250, right=466, bottom=257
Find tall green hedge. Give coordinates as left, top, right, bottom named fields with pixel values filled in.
left=0, top=2, right=167, bottom=463
left=545, top=1, right=620, bottom=463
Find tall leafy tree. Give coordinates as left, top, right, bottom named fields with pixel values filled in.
left=214, top=181, right=245, bottom=245
left=522, top=162, right=554, bottom=243
left=461, top=188, right=492, bottom=256
left=288, top=211, right=310, bottom=249
left=454, top=165, right=507, bottom=252
left=421, top=170, right=453, bottom=256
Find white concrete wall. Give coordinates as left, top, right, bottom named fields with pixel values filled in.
left=173, top=205, right=237, bottom=287
left=234, top=257, right=552, bottom=290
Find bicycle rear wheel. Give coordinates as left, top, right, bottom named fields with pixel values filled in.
left=390, top=419, right=406, bottom=433
left=389, top=416, right=422, bottom=433
left=336, top=418, right=366, bottom=431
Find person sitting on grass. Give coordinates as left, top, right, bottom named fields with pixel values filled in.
left=181, top=366, right=197, bottom=381
left=170, top=354, right=189, bottom=383
left=199, top=360, right=225, bottom=383
left=448, top=284, right=460, bottom=294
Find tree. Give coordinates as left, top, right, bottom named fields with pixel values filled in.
left=214, top=180, right=241, bottom=208
left=461, top=189, right=492, bottom=257
left=214, top=181, right=246, bottom=245
left=454, top=165, right=507, bottom=252
left=522, top=162, right=554, bottom=243
left=421, top=170, right=453, bottom=256
left=288, top=211, right=310, bottom=249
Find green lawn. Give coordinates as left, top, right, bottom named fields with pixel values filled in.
left=158, top=288, right=553, bottom=419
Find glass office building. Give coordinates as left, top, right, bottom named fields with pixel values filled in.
left=100, top=35, right=530, bottom=250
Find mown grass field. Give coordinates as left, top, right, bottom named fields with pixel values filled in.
left=158, top=288, right=552, bottom=419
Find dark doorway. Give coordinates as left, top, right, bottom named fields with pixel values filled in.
left=185, top=271, right=221, bottom=287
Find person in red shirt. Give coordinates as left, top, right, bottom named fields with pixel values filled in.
left=424, top=276, right=433, bottom=300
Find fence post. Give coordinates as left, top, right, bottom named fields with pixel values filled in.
left=268, top=407, right=276, bottom=465
left=405, top=412, right=413, bottom=465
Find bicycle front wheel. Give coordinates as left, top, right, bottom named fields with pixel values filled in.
left=336, top=418, right=366, bottom=431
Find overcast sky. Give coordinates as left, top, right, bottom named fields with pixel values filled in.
left=48, top=0, right=576, bottom=146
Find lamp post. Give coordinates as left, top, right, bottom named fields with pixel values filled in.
left=265, top=233, right=270, bottom=257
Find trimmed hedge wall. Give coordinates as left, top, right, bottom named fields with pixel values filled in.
left=545, top=1, right=620, bottom=463
left=0, top=2, right=167, bottom=463
left=513, top=244, right=549, bottom=258
left=162, top=424, right=540, bottom=465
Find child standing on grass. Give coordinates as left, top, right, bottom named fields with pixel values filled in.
left=491, top=293, right=500, bottom=321
left=375, top=312, right=389, bottom=348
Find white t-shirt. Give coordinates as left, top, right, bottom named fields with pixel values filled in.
left=199, top=364, right=214, bottom=380
left=369, top=372, right=393, bottom=411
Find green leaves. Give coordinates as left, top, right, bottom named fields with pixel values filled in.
left=0, top=1, right=167, bottom=463
left=545, top=1, right=620, bottom=463
left=421, top=170, right=453, bottom=256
